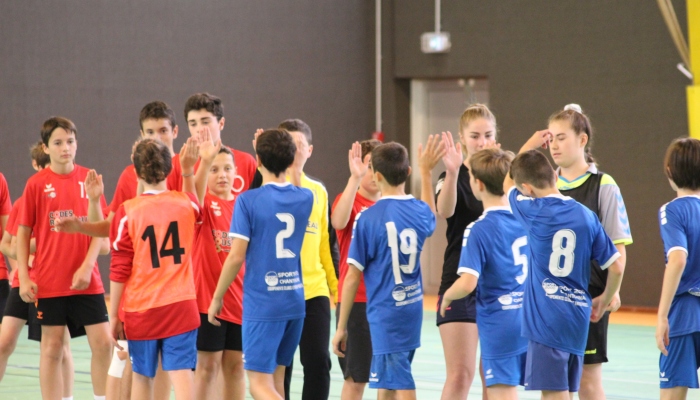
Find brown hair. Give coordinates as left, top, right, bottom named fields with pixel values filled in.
left=371, top=142, right=410, bottom=186
left=217, top=146, right=235, bottom=162
left=361, top=139, right=382, bottom=160
left=256, top=129, right=296, bottom=177
left=133, top=139, right=172, bottom=185
left=279, top=119, right=312, bottom=145
left=184, top=93, right=224, bottom=121
left=30, top=141, right=50, bottom=168
left=459, top=103, right=497, bottom=134
left=549, top=104, right=595, bottom=165
left=469, top=149, right=515, bottom=196
left=40, top=117, right=77, bottom=146
left=664, top=138, right=700, bottom=190
left=510, top=150, right=556, bottom=190
left=140, top=101, right=177, bottom=130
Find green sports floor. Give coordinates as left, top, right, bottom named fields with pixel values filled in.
left=0, top=310, right=689, bottom=399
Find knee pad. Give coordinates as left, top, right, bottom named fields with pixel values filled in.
left=107, top=340, right=129, bottom=378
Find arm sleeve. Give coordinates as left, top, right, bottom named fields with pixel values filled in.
left=347, top=212, right=369, bottom=271
left=591, top=219, right=621, bottom=270
left=659, top=202, right=687, bottom=262
left=457, top=222, right=485, bottom=278
left=598, top=176, right=633, bottom=245
left=229, top=195, right=251, bottom=241
left=0, top=174, right=11, bottom=216
left=423, top=202, right=437, bottom=237
left=507, top=186, right=539, bottom=230
left=434, top=171, right=447, bottom=201
left=109, top=205, right=134, bottom=283
left=7, top=200, right=21, bottom=236
left=319, top=191, right=338, bottom=297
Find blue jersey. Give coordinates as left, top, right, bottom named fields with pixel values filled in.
left=229, top=182, right=313, bottom=322
left=458, top=207, right=529, bottom=359
left=508, top=188, right=620, bottom=355
left=347, top=195, right=436, bottom=355
left=659, top=196, right=700, bottom=337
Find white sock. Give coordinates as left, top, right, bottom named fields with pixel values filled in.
left=62, top=397, right=73, bottom=400
left=94, top=396, right=106, bottom=400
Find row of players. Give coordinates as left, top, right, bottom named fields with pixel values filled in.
left=0, top=97, right=695, bottom=400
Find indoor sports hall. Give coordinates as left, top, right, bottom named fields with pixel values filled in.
left=0, top=1, right=698, bottom=399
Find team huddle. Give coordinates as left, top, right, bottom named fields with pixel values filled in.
left=0, top=95, right=697, bottom=400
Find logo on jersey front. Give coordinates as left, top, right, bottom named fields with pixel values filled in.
left=211, top=201, right=222, bottom=217
left=264, top=271, right=303, bottom=291
left=48, top=210, right=85, bottom=232
left=212, top=229, right=232, bottom=253
left=44, top=184, right=56, bottom=198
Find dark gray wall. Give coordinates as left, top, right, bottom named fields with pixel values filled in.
left=0, top=1, right=375, bottom=288
left=385, top=0, right=689, bottom=307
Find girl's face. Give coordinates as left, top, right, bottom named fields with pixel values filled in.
left=207, top=152, right=237, bottom=198
left=459, top=118, right=496, bottom=159
left=548, top=120, right=587, bottom=169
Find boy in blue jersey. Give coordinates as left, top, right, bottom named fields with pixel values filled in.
left=208, top=129, right=313, bottom=400
left=440, top=148, right=528, bottom=400
left=332, top=142, right=436, bottom=400
left=502, top=130, right=624, bottom=400
left=656, top=138, right=700, bottom=399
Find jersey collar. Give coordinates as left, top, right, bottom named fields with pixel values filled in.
left=545, top=193, right=573, bottom=201
left=377, top=195, right=414, bottom=201
left=143, top=189, right=166, bottom=195
left=483, top=205, right=512, bottom=214
left=264, top=181, right=292, bottom=187
left=556, top=163, right=597, bottom=185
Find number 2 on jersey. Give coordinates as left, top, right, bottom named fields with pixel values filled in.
left=276, top=213, right=296, bottom=259
left=386, top=222, right=418, bottom=285
left=141, top=221, right=185, bottom=268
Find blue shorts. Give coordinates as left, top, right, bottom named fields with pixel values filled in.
left=242, top=318, right=303, bottom=374
left=128, top=329, right=198, bottom=378
left=524, top=341, right=583, bottom=392
left=483, top=351, right=527, bottom=387
left=369, top=350, right=416, bottom=390
left=659, top=332, right=700, bottom=389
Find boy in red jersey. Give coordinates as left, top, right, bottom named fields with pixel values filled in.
left=330, top=140, right=381, bottom=400
left=109, top=139, right=201, bottom=400
left=17, top=117, right=112, bottom=400
left=190, top=133, right=246, bottom=399
left=0, top=172, right=11, bottom=333
left=183, top=93, right=257, bottom=194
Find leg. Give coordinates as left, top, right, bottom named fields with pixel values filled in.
left=106, top=341, right=130, bottom=400
left=578, top=363, right=605, bottom=400
left=153, top=360, right=172, bottom=400
left=222, top=350, right=246, bottom=400
left=283, top=360, right=293, bottom=400
left=248, top=369, right=284, bottom=400
left=132, top=372, right=154, bottom=400
left=660, top=387, right=688, bottom=400
left=396, top=390, right=417, bottom=400
left=85, top=322, right=113, bottom=397
left=61, top=327, right=75, bottom=399
left=439, top=322, right=478, bottom=399
left=40, top=325, right=66, bottom=400
left=341, top=377, right=366, bottom=400
left=120, top=359, right=133, bottom=400
left=0, top=316, right=26, bottom=381
left=377, top=389, right=398, bottom=400
left=194, top=351, right=223, bottom=400
left=541, top=390, right=572, bottom=400
left=479, top=358, right=488, bottom=400
left=297, top=297, right=331, bottom=400
left=168, top=369, right=195, bottom=400
left=485, top=385, right=518, bottom=400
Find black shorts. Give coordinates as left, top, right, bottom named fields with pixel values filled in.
left=0, top=279, right=9, bottom=318
left=196, top=313, right=242, bottom=352
left=584, top=311, right=609, bottom=364
left=436, top=293, right=477, bottom=326
left=1, top=285, right=23, bottom=321
left=35, top=294, right=108, bottom=328
left=4, top=289, right=87, bottom=341
left=335, top=302, right=372, bottom=383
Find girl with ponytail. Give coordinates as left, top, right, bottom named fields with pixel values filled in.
left=548, top=104, right=633, bottom=400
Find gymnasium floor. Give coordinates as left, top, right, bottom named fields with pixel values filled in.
left=0, top=300, right=685, bottom=399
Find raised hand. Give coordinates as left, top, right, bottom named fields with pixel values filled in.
left=441, top=131, right=463, bottom=174
left=179, top=137, right=200, bottom=171
left=418, top=134, right=446, bottom=175
left=199, top=128, right=222, bottom=163
left=252, top=128, right=264, bottom=153
left=348, top=142, right=370, bottom=179
left=84, top=169, right=104, bottom=202
left=522, top=130, right=553, bottom=152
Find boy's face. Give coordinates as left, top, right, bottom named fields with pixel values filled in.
left=359, top=154, right=379, bottom=194
left=44, top=128, right=77, bottom=166
left=140, top=118, right=178, bottom=150
left=207, top=152, right=238, bottom=198
left=289, top=131, right=313, bottom=168
left=187, top=109, right=224, bottom=142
